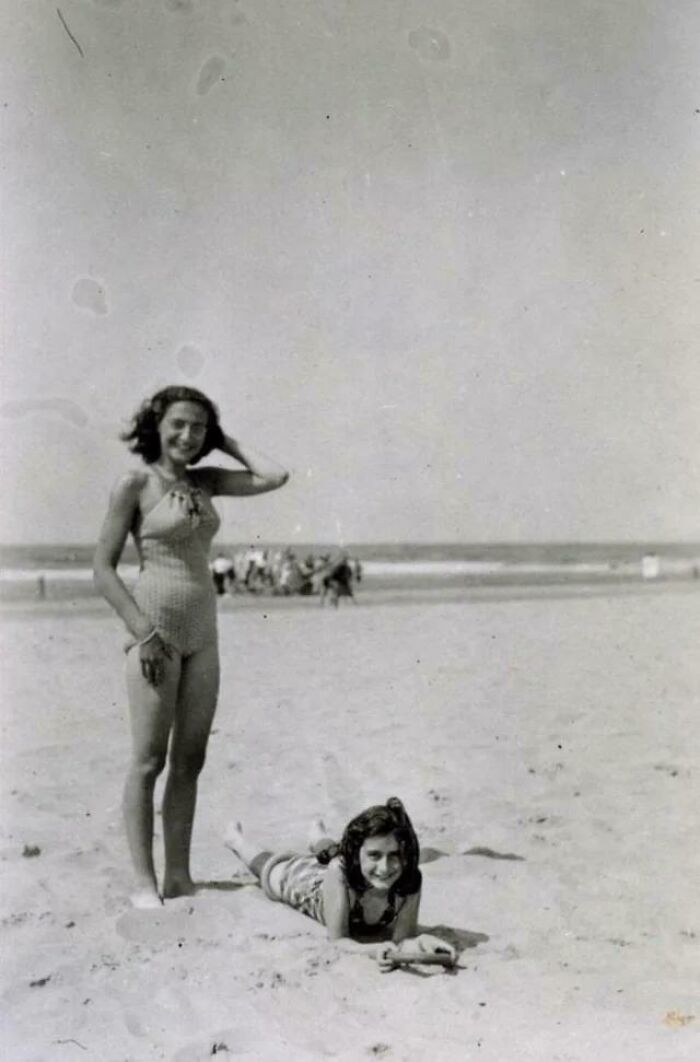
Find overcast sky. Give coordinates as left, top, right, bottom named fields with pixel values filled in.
left=2, top=0, right=698, bottom=544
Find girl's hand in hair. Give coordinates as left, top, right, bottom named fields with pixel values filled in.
left=375, top=942, right=401, bottom=972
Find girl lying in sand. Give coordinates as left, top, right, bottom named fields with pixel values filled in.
left=225, top=797, right=457, bottom=971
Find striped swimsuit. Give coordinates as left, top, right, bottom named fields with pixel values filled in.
left=127, top=472, right=220, bottom=656
left=259, top=853, right=404, bottom=940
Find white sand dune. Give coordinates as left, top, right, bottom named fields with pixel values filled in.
left=1, top=589, right=698, bottom=1060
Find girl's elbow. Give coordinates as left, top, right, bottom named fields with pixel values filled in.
left=92, top=559, right=115, bottom=593
left=261, top=471, right=289, bottom=493
left=393, top=927, right=413, bottom=943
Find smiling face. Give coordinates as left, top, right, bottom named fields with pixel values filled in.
left=157, top=400, right=209, bottom=468
left=358, top=832, right=403, bottom=892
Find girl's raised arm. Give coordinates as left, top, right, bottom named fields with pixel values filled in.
left=195, top=435, right=289, bottom=497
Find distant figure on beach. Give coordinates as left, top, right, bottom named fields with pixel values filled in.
left=211, top=552, right=235, bottom=595
left=243, top=544, right=268, bottom=593
left=224, top=797, right=456, bottom=969
left=320, top=551, right=357, bottom=607
left=93, top=386, right=289, bottom=908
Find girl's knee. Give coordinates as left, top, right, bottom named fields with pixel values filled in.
left=169, top=745, right=207, bottom=778
left=129, top=750, right=167, bottom=782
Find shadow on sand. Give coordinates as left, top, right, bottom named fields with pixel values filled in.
left=418, top=846, right=448, bottom=865
left=461, top=846, right=525, bottom=861
left=420, top=844, right=526, bottom=864
left=392, top=924, right=489, bottom=978
left=422, top=924, right=490, bottom=953
left=197, top=879, right=251, bottom=892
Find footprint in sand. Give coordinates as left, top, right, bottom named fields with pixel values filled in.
left=195, top=56, right=226, bottom=96
left=116, top=907, right=191, bottom=945
left=116, top=893, right=237, bottom=945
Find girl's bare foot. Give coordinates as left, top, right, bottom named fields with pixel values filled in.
left=130, top=884, right=163, bottom=910
left=308, top=816, right=336, bottom=855
left=223, top=820, right=265, bottom=870
left=307, top=817, right=328, bottom=849
left=224, top=820, right=245, bottom=855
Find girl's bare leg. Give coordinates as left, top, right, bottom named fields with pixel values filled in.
left=124, top=648, right=181, bottom=908
left=162, top=644, right=219, bottom=898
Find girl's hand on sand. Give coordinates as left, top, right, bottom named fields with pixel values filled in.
left=376, top=936, right=457, bottom=970
left=375, top=943, right=401, bottom=972
left=139, top=634, right=172, bottom=687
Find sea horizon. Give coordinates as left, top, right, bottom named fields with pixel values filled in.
left=2, top=540, right=700, bottom=572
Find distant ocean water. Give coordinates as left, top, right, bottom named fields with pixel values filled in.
left=2, top=541, right=700, bottom=572
left=1, top=541, right=699, bottom=606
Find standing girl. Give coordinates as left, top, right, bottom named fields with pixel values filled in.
left=94, top=386, right=289, bottom=908
left=225, top=797, right=457, bottom=969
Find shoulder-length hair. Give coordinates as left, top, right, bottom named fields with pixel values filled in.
left=318, top=797, right=422, bottom=896
left=120, top=386, right=224, bottom=464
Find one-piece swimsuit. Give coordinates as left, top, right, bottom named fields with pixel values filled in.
left=127, top=469, right=220, bottom=656
left=259, top=852, right=404, bottom=939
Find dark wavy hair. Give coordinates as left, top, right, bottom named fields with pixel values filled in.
left=317, top=797, right=422, bottom=897
left=120, top=386, right=224, bottom=464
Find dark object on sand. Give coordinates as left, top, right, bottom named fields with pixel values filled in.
left=390, top=949, right=457, bottom=968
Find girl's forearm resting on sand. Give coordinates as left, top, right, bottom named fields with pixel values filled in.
left=328, top=935, right=449, bottom=966
left=326, top=936, right=421, bottom=963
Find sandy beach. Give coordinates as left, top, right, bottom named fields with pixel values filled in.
left=1, top=585, right=698, bottom=1061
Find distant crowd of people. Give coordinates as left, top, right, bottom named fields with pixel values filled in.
left=210, top=547, right=362, bottom=605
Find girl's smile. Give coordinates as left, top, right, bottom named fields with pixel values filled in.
left=358, top=833, right=403, bottom=892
